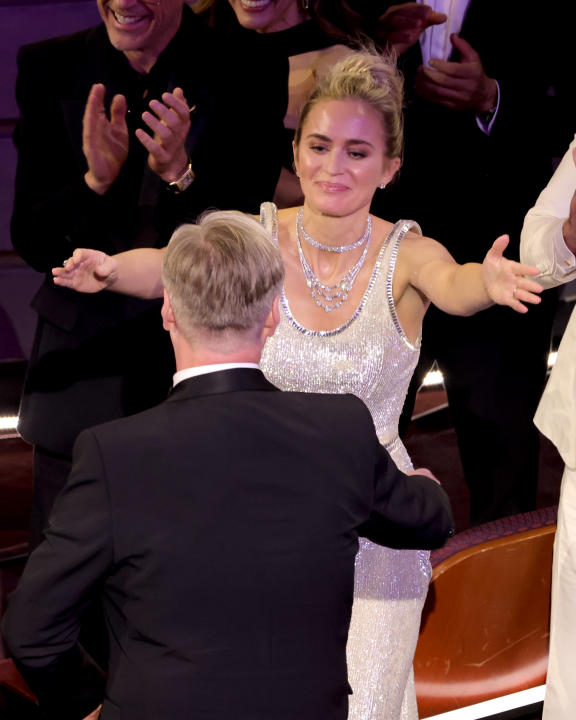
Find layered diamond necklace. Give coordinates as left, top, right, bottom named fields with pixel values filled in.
left=296, top=208, right=372, bottom=313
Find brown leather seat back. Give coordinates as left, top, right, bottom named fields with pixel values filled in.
left=415, top=520, right=555, bottom=717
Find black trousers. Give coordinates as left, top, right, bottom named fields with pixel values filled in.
left=400, top=292, right=557, bottom=526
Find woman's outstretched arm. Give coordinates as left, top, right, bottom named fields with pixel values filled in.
left=405, top=232, right=543, bottom=316
left=52, top=247, right=165, bottom=299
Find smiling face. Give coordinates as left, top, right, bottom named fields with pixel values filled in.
left=98, top=0, right=184, bottom=72
left=227, top=0, right=307, bottom=33
left=294, top=99, right=401, bottom=217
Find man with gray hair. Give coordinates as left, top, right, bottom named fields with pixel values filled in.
left=4, top=212, right=453, bottom=720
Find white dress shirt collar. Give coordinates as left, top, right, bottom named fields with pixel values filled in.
left=173, top=363, right=260, bottom=387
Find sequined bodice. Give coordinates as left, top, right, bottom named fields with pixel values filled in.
left=260, top=212, right=421, bottom=471
left=259, top=206, right=429, bottom=720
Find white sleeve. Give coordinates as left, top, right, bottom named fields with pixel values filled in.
left=520, top=134, right=576, bottom=289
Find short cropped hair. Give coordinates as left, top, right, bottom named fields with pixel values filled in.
left=162, top=211, right=284, bottom=340
left=295, top=48, right=404, bottom=161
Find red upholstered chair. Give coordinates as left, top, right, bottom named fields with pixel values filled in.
left=0, top=658, right=36, bottom=706
left=0, top=554, right=37, bottom=710
left=414, top=507, right=557, bottom=718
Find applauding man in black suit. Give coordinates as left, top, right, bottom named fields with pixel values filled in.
left=4, top=212, right=453, bottom=720
left=12, top=0, right=285, bottom=549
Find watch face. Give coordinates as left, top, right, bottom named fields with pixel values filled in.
left=171, top=166, right=195, bottom=193
left=178, top=169, right=194, bottom=192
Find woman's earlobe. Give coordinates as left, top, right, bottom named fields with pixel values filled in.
left=292, top=141, right=300, bottom=177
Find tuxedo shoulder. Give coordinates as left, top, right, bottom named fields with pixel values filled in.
left=77, top=402, right=170, bottom=447
left=17, top=25, right=103, bottom=68
left=288, top=391, right=374, bottom=425
left=293, top=390, right=368, bottom=408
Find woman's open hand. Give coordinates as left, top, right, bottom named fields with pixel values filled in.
left=52, top=248, right=118, bottom=293
left=482, top=235, right=543, bottom=312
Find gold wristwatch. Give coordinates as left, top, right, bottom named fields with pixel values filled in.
left=168, top=161, right=195, bottom=193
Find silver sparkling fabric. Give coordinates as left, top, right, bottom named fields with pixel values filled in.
left=260, top=208, right=431, bottom=720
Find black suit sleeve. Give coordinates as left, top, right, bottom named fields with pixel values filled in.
left=359, top=445, right=454, bottom=550
left=10, top=40, right=107, bottom=272
left=2, top=429, right=113, bottom=719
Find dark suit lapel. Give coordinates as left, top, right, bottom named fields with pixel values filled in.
left=59, top=25, right=128, bottom=173
left=167, top=368, right=279, bottom=403
left=167, top=11, right=218, bottom=160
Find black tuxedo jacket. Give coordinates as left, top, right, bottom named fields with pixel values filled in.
left=3, top=369, right=453, bottom=720
left=11, top=9, right=287, bottom=457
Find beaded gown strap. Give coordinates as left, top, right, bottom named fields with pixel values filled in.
left=260, top=202, right=279, bottom=246
left=386, top=219, right=422, bottom=344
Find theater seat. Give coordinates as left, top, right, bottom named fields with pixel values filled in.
left=0, top=557, right=37, bottom=709
left=414, top=506, right=557, bottom=718
left=0, top=658, right=36, bottom=705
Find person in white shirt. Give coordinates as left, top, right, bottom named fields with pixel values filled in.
left=520, top=135, right=576, bottom=720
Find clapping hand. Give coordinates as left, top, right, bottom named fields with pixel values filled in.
left=376, top=3, right=447, bottom=55
left=82, top=84, right=192, bottom=195
left=135, top=87, right=192, bottom=183
left=415, top=34, right=498, bottom=113
left=83, top=83, right=129, bottom=195
left=53, top=249, right=118, bottom=293
left=482, top=235, right=543, bottom=313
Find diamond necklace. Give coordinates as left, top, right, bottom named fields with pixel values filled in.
left=296, top=212, right=372, bottom=313
left=297, top=208, right=371, bottom=253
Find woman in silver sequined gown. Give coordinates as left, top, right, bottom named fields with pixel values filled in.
left=260, top=210, right=429, bottom=720
left=53, top=51, right=543, bottom=720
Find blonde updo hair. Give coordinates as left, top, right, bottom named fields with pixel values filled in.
left=294, top=48, right=404, bottom=161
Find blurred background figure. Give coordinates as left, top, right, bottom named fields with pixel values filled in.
left=193, top=0, right=367, bottom=207
left=11, top=0, right=286, bottom=551
left=355, top=0, right=562, bottom=525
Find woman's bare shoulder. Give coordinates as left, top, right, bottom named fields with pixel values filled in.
left=371, top=216, right=454, bottom=271
left=397, top=225, right=451, bottom=257
left=277, top=206, right=299, bottom=221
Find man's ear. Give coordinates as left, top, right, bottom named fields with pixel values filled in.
left=262, top=295, right=280, bottom=341
left=161, top=289, right=176, bottom=333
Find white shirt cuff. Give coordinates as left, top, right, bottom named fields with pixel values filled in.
left=552, top=223, right=576, bottom=278
left=475, top=81, right=501, bottom=136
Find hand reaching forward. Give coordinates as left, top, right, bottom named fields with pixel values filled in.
left=409, top=467, right=440, bottom=485
left=482, top=235, right=543, bottom=313
left=376, top=2, right=447, bottom=55
left=53, top=249, right=118, bottom=293
left=82, top=705, right=102, bottom=720
left=415, top=34, right=498, bottom=113
left=135, top=87, right=192, bottom=183
left=83, top=84, right=129, bottom=195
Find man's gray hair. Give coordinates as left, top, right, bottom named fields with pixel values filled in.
left=162, top=211, right=284, bottom=340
